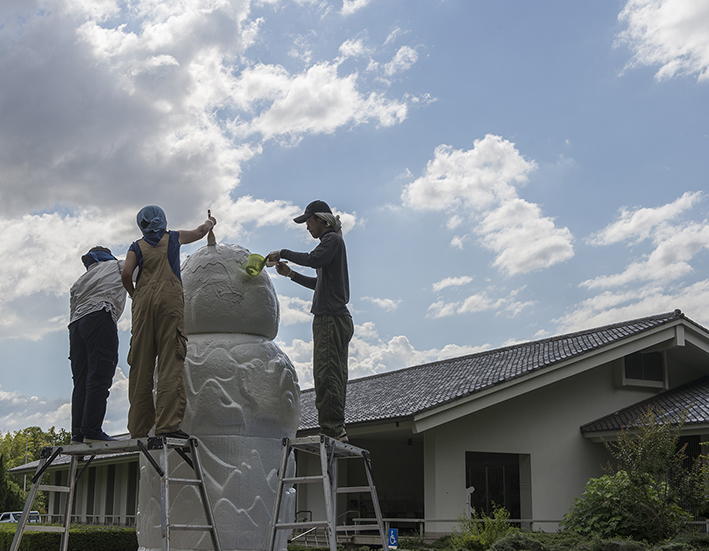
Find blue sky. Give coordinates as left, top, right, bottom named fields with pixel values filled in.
left=0, top=0, right=708, bottom=435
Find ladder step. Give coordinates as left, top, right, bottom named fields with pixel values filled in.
left=336, top=486, right=371, bottom=494
left=336, top=524, right=381, bottom=532
left=38, top=484, right=70, bottom=493
left=282, top=475, right=324, bottom=484
left=277, top=521, right=329, bottom=529
left=167, top=477, right=201, bottom=485
left=170, top=524, right=213, bottom=531
left=25, top=526, right=65, bottom=534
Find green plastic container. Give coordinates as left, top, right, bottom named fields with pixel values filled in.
left=245, top=253, right=267, bottom=277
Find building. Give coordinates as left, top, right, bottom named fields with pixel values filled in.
left=11, top=310, right=709, bottom=535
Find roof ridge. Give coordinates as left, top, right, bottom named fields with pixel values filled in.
left=301, top=309, right=684, bottom=394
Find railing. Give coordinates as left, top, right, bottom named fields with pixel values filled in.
left=39, top=514, right=136, bottom=527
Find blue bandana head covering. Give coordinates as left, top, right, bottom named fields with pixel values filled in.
left=136, top=205, right=167, bottom=246
left=81, top=247, right=117, bottom=269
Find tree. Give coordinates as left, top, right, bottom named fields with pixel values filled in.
left=563, top=409, right=706, bottom=543
left=0, top=454, right=23, bottom=511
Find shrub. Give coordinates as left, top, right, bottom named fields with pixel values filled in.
left=489, top=532, right=544, bottom=551
left=590, top=539, right=647, bottom=551
left=0, top=525, right=137, bottom=551
left=563, top=470, right=691, bottom=542
left=652, top=543, right=696, bottom=551
left=449, top=507, right=516, bottom=551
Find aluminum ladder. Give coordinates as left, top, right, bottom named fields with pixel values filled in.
left=10, top=436, right=222, bottom=551
left=266, top=435, right=388, bottom=551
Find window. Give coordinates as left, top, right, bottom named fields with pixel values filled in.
left=623, top=351, right=665, bottom=387
left=0, top=513, right=9, bottom=522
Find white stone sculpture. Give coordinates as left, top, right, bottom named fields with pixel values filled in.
left=136, top=242, right=301, bottom=551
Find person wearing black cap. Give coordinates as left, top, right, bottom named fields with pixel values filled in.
left=268, top=200, right=353, bottom=442
left=68, top=247, right=127, bottom=443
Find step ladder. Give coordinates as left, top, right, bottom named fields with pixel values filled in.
left=267, top=435, right=388, bottom=551
left=10, top=436, right=222, bottom=551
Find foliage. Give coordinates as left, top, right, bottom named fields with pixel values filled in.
left=0, top=456, right=23, bottom=511
left=449, top=507, right=516, bottom=551
left=488, top=531, right=545, bottom=551
left=564, top=409, right=705, bottom=543
left=0, top=525, right=137, bottom=551
left=0, top=427, right=70, bottom=470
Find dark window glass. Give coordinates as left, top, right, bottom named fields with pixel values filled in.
left=465, top=452, right=520, bottom=519
left=105, top=465, right=116, bottom=516
left=86, top=467, right=96, bottom=516
left=624, top=352, right=663, bottom=382
left=126, top=462, right=138, bottom=516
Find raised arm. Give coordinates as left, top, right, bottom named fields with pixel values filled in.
left=122, top=251, right=138, bottom=297
left=275, top=261, right=317, bottom=289
left=178, top=214, right=217, bottom=245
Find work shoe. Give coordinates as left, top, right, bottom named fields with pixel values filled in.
left=157, top=429, right=190, bottom=440
left=84, top=431, right=117, bottom=443
left=70, top=435, right=84, bottom=445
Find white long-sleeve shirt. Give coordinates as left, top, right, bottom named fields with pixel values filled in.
left=69, top=260, right=127, bottom=326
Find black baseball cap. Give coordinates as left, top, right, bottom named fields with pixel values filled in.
left=293, top=200, right=332, bottom=223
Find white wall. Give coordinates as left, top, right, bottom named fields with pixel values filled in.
left=422, top=358, right=668, bottom=534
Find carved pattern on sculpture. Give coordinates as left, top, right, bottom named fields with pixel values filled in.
left=137, top=244, right=301, bottom=551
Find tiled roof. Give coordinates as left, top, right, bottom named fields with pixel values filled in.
left=581, top=376, right=709, bottom=434
left=299, top=310, right=689, bottom=431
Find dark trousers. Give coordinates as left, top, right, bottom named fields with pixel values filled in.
left=69, top=309, right=118, bottom=439
left=312, top=314, right=354, bottom=437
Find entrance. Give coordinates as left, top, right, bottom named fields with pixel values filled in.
left=465, top=452, right=521, bottom=519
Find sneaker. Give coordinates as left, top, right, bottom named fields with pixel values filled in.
left=156, top=429, right=190, bottom=440
left=335, top=431, right=349, bottom=443
left=84, top=431, right=117, bottom=443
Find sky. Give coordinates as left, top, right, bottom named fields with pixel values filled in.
left=0, top=0, right=708, bottom=436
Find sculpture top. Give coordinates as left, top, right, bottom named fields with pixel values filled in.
left=181, top=243, right=280, bottom=339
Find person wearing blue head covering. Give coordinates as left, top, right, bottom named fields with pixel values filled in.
left=69, top=246, right=127, bottom=443
left=121, top=207, right=216, bottom=439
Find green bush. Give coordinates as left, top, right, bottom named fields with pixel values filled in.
left=590, top=539, right=648, bottom=551
left=563, top=470, right=691, bottom=543
left=488, top=532, right=544, bottom=551
left=0, top=525, right=137, bottom=551
left=652, top=543, right=696, bottom=551
left=449, top=507, right=516, bottom=551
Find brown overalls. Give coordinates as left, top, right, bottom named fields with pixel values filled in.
left=127, top=233, right=187, bottom=437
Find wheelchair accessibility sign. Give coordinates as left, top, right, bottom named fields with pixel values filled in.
left=388, top=528, right=399, bottom=549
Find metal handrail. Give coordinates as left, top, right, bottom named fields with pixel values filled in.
left=290, top=509, right=359, bottom=543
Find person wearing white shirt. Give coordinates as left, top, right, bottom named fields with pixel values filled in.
left=68, top=247, right=127, bottom=443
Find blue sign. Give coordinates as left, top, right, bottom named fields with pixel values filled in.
left=388, top=528, right=399, bottom=549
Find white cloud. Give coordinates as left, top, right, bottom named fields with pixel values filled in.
left=432, top=276, right=473, bottom=292
left=279, top=296, right=312, bottom=325
left=582, top=221, right=709, bottom=289
left=339, top=38, right=369, bottom=58
left=383, top=46, right=418, bottom=76
left=279, top=321, right=490, bottom=387
left=618, top=0, right=709, bottom=81
left=383, top=27, right=406, bottom=46
left=0, top=368, right=129, bottom=436
left=588, top=191, right=702, bottom=245
left=427, top=288, right=534, bottom=319
left=242, top=62, right=408, bottom=139
left=450, top=235, right=467, bottom=249
left=402, top=135, right=574, bottom=275
left=362, top=296, right=401, bottom=311
left=341, top=0, right=371, bottom=16
left=557, top=280, right=709, bottom=332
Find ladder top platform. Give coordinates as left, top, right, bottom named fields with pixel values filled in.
left=42, top=436, right=191, bottom=457
left=288, top=435, right=368, bottom=458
